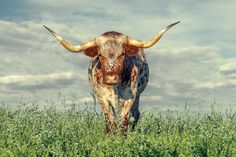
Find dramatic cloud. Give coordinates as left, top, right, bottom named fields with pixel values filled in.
left=219, top=61, right=236, bottom=77
left=143, top=44, right=236, bottom=105
left=0, top=71, right=79, bottom=87
left=0, top=0, right=235, bottom=109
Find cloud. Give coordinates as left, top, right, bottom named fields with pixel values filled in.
left=0, top=19, right=94, bottom=104
left=0, top=72, right=80, bottom=90
left=0, top=72, right=78, bottom=85
left=0, top=0, right=236, bottom=108
left=219, top=60, right=236, bottom=76
left=144, top=44, right=236, bottom=105
left=1, top=18, right=236, bottom=106
left=194, top=79, right=236, bottom=90
left=141, top=95, right=162, bottom=101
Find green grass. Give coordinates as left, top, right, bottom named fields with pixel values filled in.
left=1, top=104, right=236, bottom=157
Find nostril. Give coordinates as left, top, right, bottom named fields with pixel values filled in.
left=106, top=68, right=114, bottom=74
left=106, top=69, right=112, bottom=73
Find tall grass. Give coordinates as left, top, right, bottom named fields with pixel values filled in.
left=1, top=104, right=236, bottom=156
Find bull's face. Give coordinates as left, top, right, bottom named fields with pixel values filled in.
left=43, top=21, right=180, bottom=85
left=98, top=39, right=125, bottom=84
left=94, top=33, right=139, bottom=85
left=85, top=33, right=140, bottom=85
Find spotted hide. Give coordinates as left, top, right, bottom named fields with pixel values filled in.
left=44, top=21, right=180, bottom=136
left=88, top=46, right=148, bottom=135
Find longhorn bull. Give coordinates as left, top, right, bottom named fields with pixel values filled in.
left=44, top=21, right=179, bottom=136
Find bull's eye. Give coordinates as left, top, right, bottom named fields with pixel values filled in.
left=117, top=54, right=124, bottom=59
left=99, top=54, right=106, bottom=60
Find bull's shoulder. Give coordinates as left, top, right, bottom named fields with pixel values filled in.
left=136, top=49, right=147, bottom=63
left=125, top=49, right=147, bottom=68
left=127, top=49, right=149, bottom=94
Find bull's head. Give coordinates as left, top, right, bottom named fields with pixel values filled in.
left=44, top=21, right=180, bottom=85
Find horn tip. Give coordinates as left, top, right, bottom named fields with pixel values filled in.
left=43, top=25, right=49, bottom=30
left=172, top=21, right=181, bottom=26
left=166, top=21, right=181, bottom=29
left=43, top=25, right=55, bottom=35
left=175, top=21, right=181, bottom=25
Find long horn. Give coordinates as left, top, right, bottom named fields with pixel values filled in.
left=128, top=21, right=180, bottom=48
left=43, top=25, right=96, bottom=52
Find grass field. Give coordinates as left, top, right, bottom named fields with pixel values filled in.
left=1, top=104, right=236, bottom=156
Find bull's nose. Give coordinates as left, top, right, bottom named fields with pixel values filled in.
left=108, top=75, right=116, bottom=80
left=106, top=68, right=114, bottom=73
left=104, top=75, right=120, bottom=85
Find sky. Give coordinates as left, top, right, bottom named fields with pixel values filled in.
left=0, top=0, right=236, bottom=110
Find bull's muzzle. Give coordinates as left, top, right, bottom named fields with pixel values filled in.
left=104, top=74, right=121, bottom=85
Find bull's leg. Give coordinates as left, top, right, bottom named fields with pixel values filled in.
left=102, top=108, right=118, bottom=135
left=129, top=95, right=141, bottom=130
left=93, top=83, right=119, bottom=135
left=120, top=96, right=140, bottom=135
left=120, top=66, right=139, bottom=136
left=97, top=99, right=117, bottom=135
left=130, top=109, right=140, bottom=130
left=105, top=115, right=117, bottom=134
left=120, top=113, right=129, bottom=136
left=120, top=99, right=134, bottom=136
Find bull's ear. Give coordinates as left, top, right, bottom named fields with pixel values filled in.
left=125, top=45, right=139, bottom=56
left=84, top=46, right=99, bottom=57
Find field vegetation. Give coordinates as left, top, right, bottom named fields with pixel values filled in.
left=1, top=103, right=236, bottom=156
